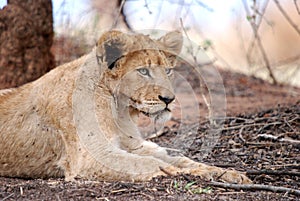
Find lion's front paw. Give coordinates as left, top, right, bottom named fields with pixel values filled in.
left=217, top=169, right=252, bottom=184
left=188, top=165, right=252, bottom=184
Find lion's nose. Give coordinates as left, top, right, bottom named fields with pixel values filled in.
left=158, top=95, right=175, bottom=105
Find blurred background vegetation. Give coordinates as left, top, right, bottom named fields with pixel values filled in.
left=1, top=0, right=300, bottom=87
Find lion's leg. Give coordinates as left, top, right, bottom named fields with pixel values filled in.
left=128, top=140, right=200, bottom=168
left=76, top=147, right=181, bottom=182
left=129, top=140, right=252, bottom=184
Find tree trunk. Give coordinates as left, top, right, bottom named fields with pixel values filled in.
left=0, top=0, right=55, bottom=89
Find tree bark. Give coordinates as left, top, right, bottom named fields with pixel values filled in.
left=0, top=0, right=55, bottom=89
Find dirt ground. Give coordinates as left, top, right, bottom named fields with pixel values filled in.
left=0, top=67, right=299, bottom=201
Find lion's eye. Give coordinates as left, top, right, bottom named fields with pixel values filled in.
left=165, top=68, right=173, bottom=75
left=137, top=68, right=150, bottom=76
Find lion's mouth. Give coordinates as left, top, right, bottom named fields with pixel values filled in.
left=129, top=98, right=171, bottom=118
left=141, top=107, right=171, bottom=117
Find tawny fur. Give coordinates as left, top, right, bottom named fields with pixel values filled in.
left=0, top=31, right=251, bottom=183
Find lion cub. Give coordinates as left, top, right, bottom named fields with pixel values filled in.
left=0, top=30, right=251, bottom=184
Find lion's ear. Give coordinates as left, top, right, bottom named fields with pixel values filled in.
left=96, top=31, right=128, bottom=69
left=158, top=30, right=183, bottom=55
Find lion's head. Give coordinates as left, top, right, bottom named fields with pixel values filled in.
left=96, top=30, right=183, bottom=122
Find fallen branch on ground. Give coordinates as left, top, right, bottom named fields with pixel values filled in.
left=221, top=122, right=282, bottom=131
left=247, top=169, right=300, bottom=177
left=209, top=181, right=300, bottom=196
left=257, top=134, right=300, bottom=145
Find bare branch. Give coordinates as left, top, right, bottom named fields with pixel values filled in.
left=166, top=0, right=214, bottom=12
left=247, top=0, right=270, bottom=62
left=271, top=54, right=300, bottom=67
left=273, top=0, right=300, bottom=36
left=111, top=0, right=132, bottom=30
left=194, top=0, right=214, bottom=12
left=179, top=18, right=213, bottom=124
left=179, top=18, right=197, bottom=64
left=221, top=121, right=282, bottom=131
left=242, top=0, right=278, bottom=84
left=1, top=193, right=15, bottom=201
left=247, top=169, right=300, bottom=176
left=294, top=0, right=300, bottom=14
left=143, top=0, right=153, bottom=14
left=209, top=181, right=300, bottom=196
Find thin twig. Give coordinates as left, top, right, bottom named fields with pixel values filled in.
left=1, top=193, right=15, bottom=201
left=272, top=164, right=300, bottom=169
left=180, top=18, right=198, bottom=63
left=159, top=166, right=173, bottom=176
left=284, top=118, right=296, bottom=132
left=221, top=121, right=282, bottom=131
left=110, top=189, right=128, bottom=194
left=111, top=0, right=130, bottom=30
left=271, top=54, right=300, bottom=68
left=215, top=170, right=228, bottom=181
left=147, top=128, right=168, bottom=139
left=242, top=0, right=278, bottom=84
left=238, top=127, right=246, bottom=143
left=55, top=194, right=62, bottom=201
left=274, top=0, right=300, bottom=36
left=209, top=181, right=300, bottom=196
left=246, top=0, right=270, bottom=65
left=247, top=169, right=300, bottom=176
left=194, top=0, right=214, bottom=12
left=257, top=133, right=300, bottom=145
left=294, top=0, right=300, bottom=14
left=179, top=18, right=213, bottom=123
left=143, top=0, right=153, bottom=14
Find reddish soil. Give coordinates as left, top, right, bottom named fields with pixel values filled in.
left=0, top=66, right=299, bottom=200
